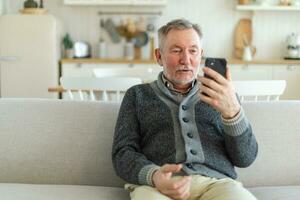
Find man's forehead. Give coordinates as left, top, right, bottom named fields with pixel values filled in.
left=165, top=29, right=201, bottom=42
left=166, top=29, right=199, bottom=38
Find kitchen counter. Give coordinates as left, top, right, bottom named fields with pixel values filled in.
left=54, top=58, right=300, bottom=100
left=228, top=58, right=300, bottom=65
left=60, top=58, right=300, bottom=65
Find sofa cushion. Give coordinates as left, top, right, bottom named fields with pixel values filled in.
left=0, top=183, right=130, bottom=200
left=2, top=183, right=298, bottom=200
left=1, top=99, right=300, bottom=193
left=0, top=99, right=124, bottom=187
left=237, top=101, right=300, bottom=187
left=248, top=186, right=300, bottom=200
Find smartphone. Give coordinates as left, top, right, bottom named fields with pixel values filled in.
left=204, top=57, right=227, bottom=79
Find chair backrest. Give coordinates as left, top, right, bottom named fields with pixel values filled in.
left=93, top=67, right=162, bottom=83
left=60, top=76, right=142, bottom=102
left=233, top=80, right=286, bottom=102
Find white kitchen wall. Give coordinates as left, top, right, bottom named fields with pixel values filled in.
left=253, top=11, right=300, bottom=59
left=6, top=0, right=300, bottom=59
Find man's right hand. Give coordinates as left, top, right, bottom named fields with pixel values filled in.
left=152, top=164, right=191, bottom=200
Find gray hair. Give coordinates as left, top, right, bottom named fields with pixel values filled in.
left=158, top=18, right=203, bottom=50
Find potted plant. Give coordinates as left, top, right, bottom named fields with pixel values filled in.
left=62, top=33, right=74, bottom=58
left=24, top=0, right=38, bottom=8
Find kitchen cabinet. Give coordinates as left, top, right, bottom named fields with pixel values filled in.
left=59, top=62, right=163, bottom=99
left=63, top=0, right=167, bottom=6
left=60, top=59, right=300, bottom=100
left=230, top=64, right=300, bottom=100
left=272, top=64, right=300, bottom=100
left=61, top=62, right=162, bottom=83
left=230, top=64, right=273, bottom=80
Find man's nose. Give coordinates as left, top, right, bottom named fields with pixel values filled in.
left=180, top=51, right=190, bottom=65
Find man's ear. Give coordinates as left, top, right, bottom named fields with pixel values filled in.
left=200, top=49, right=204, bottom=57
left=155, top=48, right=163, bottom=66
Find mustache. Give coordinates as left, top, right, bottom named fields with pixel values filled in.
left=176, top=66, right=193, bottom=71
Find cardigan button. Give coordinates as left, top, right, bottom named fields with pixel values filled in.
left=187, top=132, right=193, bottom=138
left=186, top=163, right=193, bottom=169
left=182, top=105, right=188, bottom=110
left=182, top=117, right=189, bottom=123
left=190, top=149, right=197, bottom=155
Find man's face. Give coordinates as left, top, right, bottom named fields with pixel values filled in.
left=156, top=28, right=203, bottom=87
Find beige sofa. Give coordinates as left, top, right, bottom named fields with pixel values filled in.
left=0, top=99, right=299, bottom=199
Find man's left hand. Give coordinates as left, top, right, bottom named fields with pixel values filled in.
left=198, top=66, right=240, bottom=119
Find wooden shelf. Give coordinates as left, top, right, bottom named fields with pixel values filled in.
left=60, top=58, right=300, bottom=65
left=236, top=5, right=300, bottom=11
left=228, top=58, right=300, bottom=65
left=20, top=8, right=48, bottom=14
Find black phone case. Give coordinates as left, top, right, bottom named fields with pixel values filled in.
left=204, top=57, right=227, bottom=79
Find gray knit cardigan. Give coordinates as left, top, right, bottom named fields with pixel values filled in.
left=112, top=76, right=258, bottom=186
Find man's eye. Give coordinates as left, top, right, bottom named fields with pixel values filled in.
left=171, top=49, right=181, bottom=53
left=190, top=49, right=198, bottom=54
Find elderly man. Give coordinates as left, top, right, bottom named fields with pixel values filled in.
left=112, top=18, right=258, bottom=200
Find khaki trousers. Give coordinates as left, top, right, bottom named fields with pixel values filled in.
left=125, top=175, right=257, bottom=200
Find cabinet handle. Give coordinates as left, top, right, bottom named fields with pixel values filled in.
left=287, top=65, right=296, bottom=71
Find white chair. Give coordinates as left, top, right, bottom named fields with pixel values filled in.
left=60, top=76, right=142, bottom=102
left=93, top=67, right=162, bottom=83
left=233, top=80, right=287, bottom=102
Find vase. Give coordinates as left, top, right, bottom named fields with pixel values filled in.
left=238, top=0, right=250, bottom=5
left=124, top=41, right=134, bottom=60
left=65, top=49, right=74, bottom=59
left=98, top=40, right=107, bottom=59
